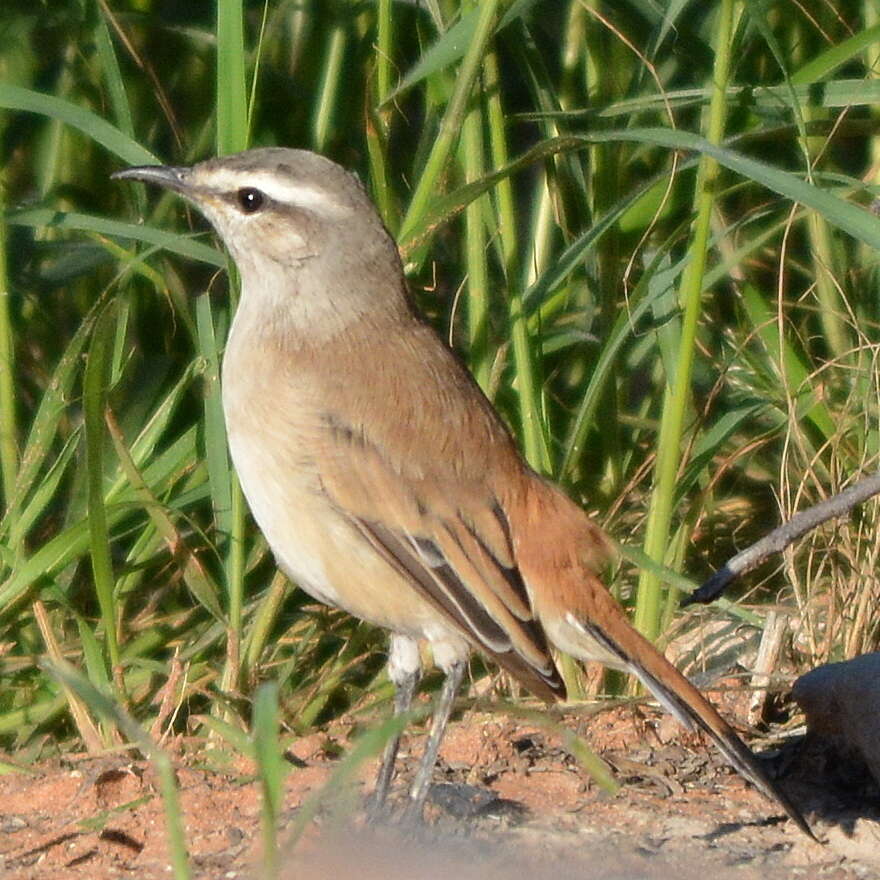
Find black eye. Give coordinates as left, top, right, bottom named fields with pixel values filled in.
left=237, top=187, right=265, bottom=213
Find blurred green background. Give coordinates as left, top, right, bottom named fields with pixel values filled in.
left=1, top=0, right=879, bottom=753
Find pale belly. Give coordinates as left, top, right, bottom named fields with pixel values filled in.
left=225, top=421, right=466, bottom=649
left=227, top=424, right=347, bottom=608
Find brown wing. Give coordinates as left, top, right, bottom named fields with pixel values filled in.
left=316, top=408, right=565, bottom=702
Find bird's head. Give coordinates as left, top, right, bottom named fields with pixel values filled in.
left=114, top=148, right=406, bottom=332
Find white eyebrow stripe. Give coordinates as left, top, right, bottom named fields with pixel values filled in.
left=206, top=169, right=353, bottom=217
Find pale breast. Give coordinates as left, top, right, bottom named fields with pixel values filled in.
left=221, top=351, right=465, bottom=644
left=222, top=318, right=342, bottom=606
left=220, top=305, right=483, bottom=654
left=229, top=424, right=465, bottom=642
left=225, top=422, right=339, bottom=607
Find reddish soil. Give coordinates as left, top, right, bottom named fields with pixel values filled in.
left=0, top=698, right=877, bottom=880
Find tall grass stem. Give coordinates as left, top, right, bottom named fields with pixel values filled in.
left=634, top=0, right=737, bottom=641
left=0, top=176, right=17, bottom=521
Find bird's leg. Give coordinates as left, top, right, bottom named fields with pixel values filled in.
left=403, top=659, right=466, bottom=823
left=371, top=635, right=421, bottom=813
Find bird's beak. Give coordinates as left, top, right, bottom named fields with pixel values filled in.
left=111, top=164, right=193, bottom=194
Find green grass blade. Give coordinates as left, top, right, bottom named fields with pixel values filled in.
left=253, top=682, right=283, bottom=880
left=0, top=518, right=90, bottom=611
left=195, top=714, right=253, bottom=755
left=7, top=434, right=78, bottom=550
left=105, top=409, right=224, bottom=621
left=195, top=294, right=244, bottom=691
left=312, top=21, right=346, bottom=151
left=559, top=243, right=680, bottom=481
left=7, top=208, right=224, bottom=268
left=94, top=10, right=144, bottom=217
left=0, top=175, right=17, bottom=521
left=583, top=128, right=880, bottom=249
left=195, top=295, right=233, bottom=541
left=534, top=79, right=880, bottom=121
left=483, top=47, right=552, bottom=474
left=792, top=21, right=880, bottom=84
left=216, top=0, right=248, bottom=155
left=0, top=693, right=67, bottom=737
left=105, top=361, right=200, bottom=499
left=242, top=571, right=289, bottom=682
left=398, top=0, right=502, bottom=244
left=459, top=97, right=491, bottom=390
left=381, top=0, right=539, bottom=106
left=0, top=83, right=157, bottom=165
left=635, top=0, right=737, bottom=641
left=381, top=6, right=482, bottom=106
left=406, top=127, right=880, bottom=257
left=83, top=301, right=122, bottom=679
left=489, top=701, right=618, bottom=795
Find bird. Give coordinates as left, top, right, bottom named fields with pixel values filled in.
left=113, top=148, right=814, bottom=837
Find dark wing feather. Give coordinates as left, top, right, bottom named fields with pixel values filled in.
left=317, top=418, right=564, bottom=701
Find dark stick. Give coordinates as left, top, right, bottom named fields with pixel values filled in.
left=683, top=472, right=880, bottom=606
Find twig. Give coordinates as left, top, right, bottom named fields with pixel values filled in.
left=683, top=471, right=880, bottom=605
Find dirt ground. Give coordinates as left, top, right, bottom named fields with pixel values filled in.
left=1, top=696, right=878, bottom=880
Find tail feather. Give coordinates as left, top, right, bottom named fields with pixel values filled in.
left=509, top=483, right=815, bottom=838
left=577, top=619, right=817, bottom=841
